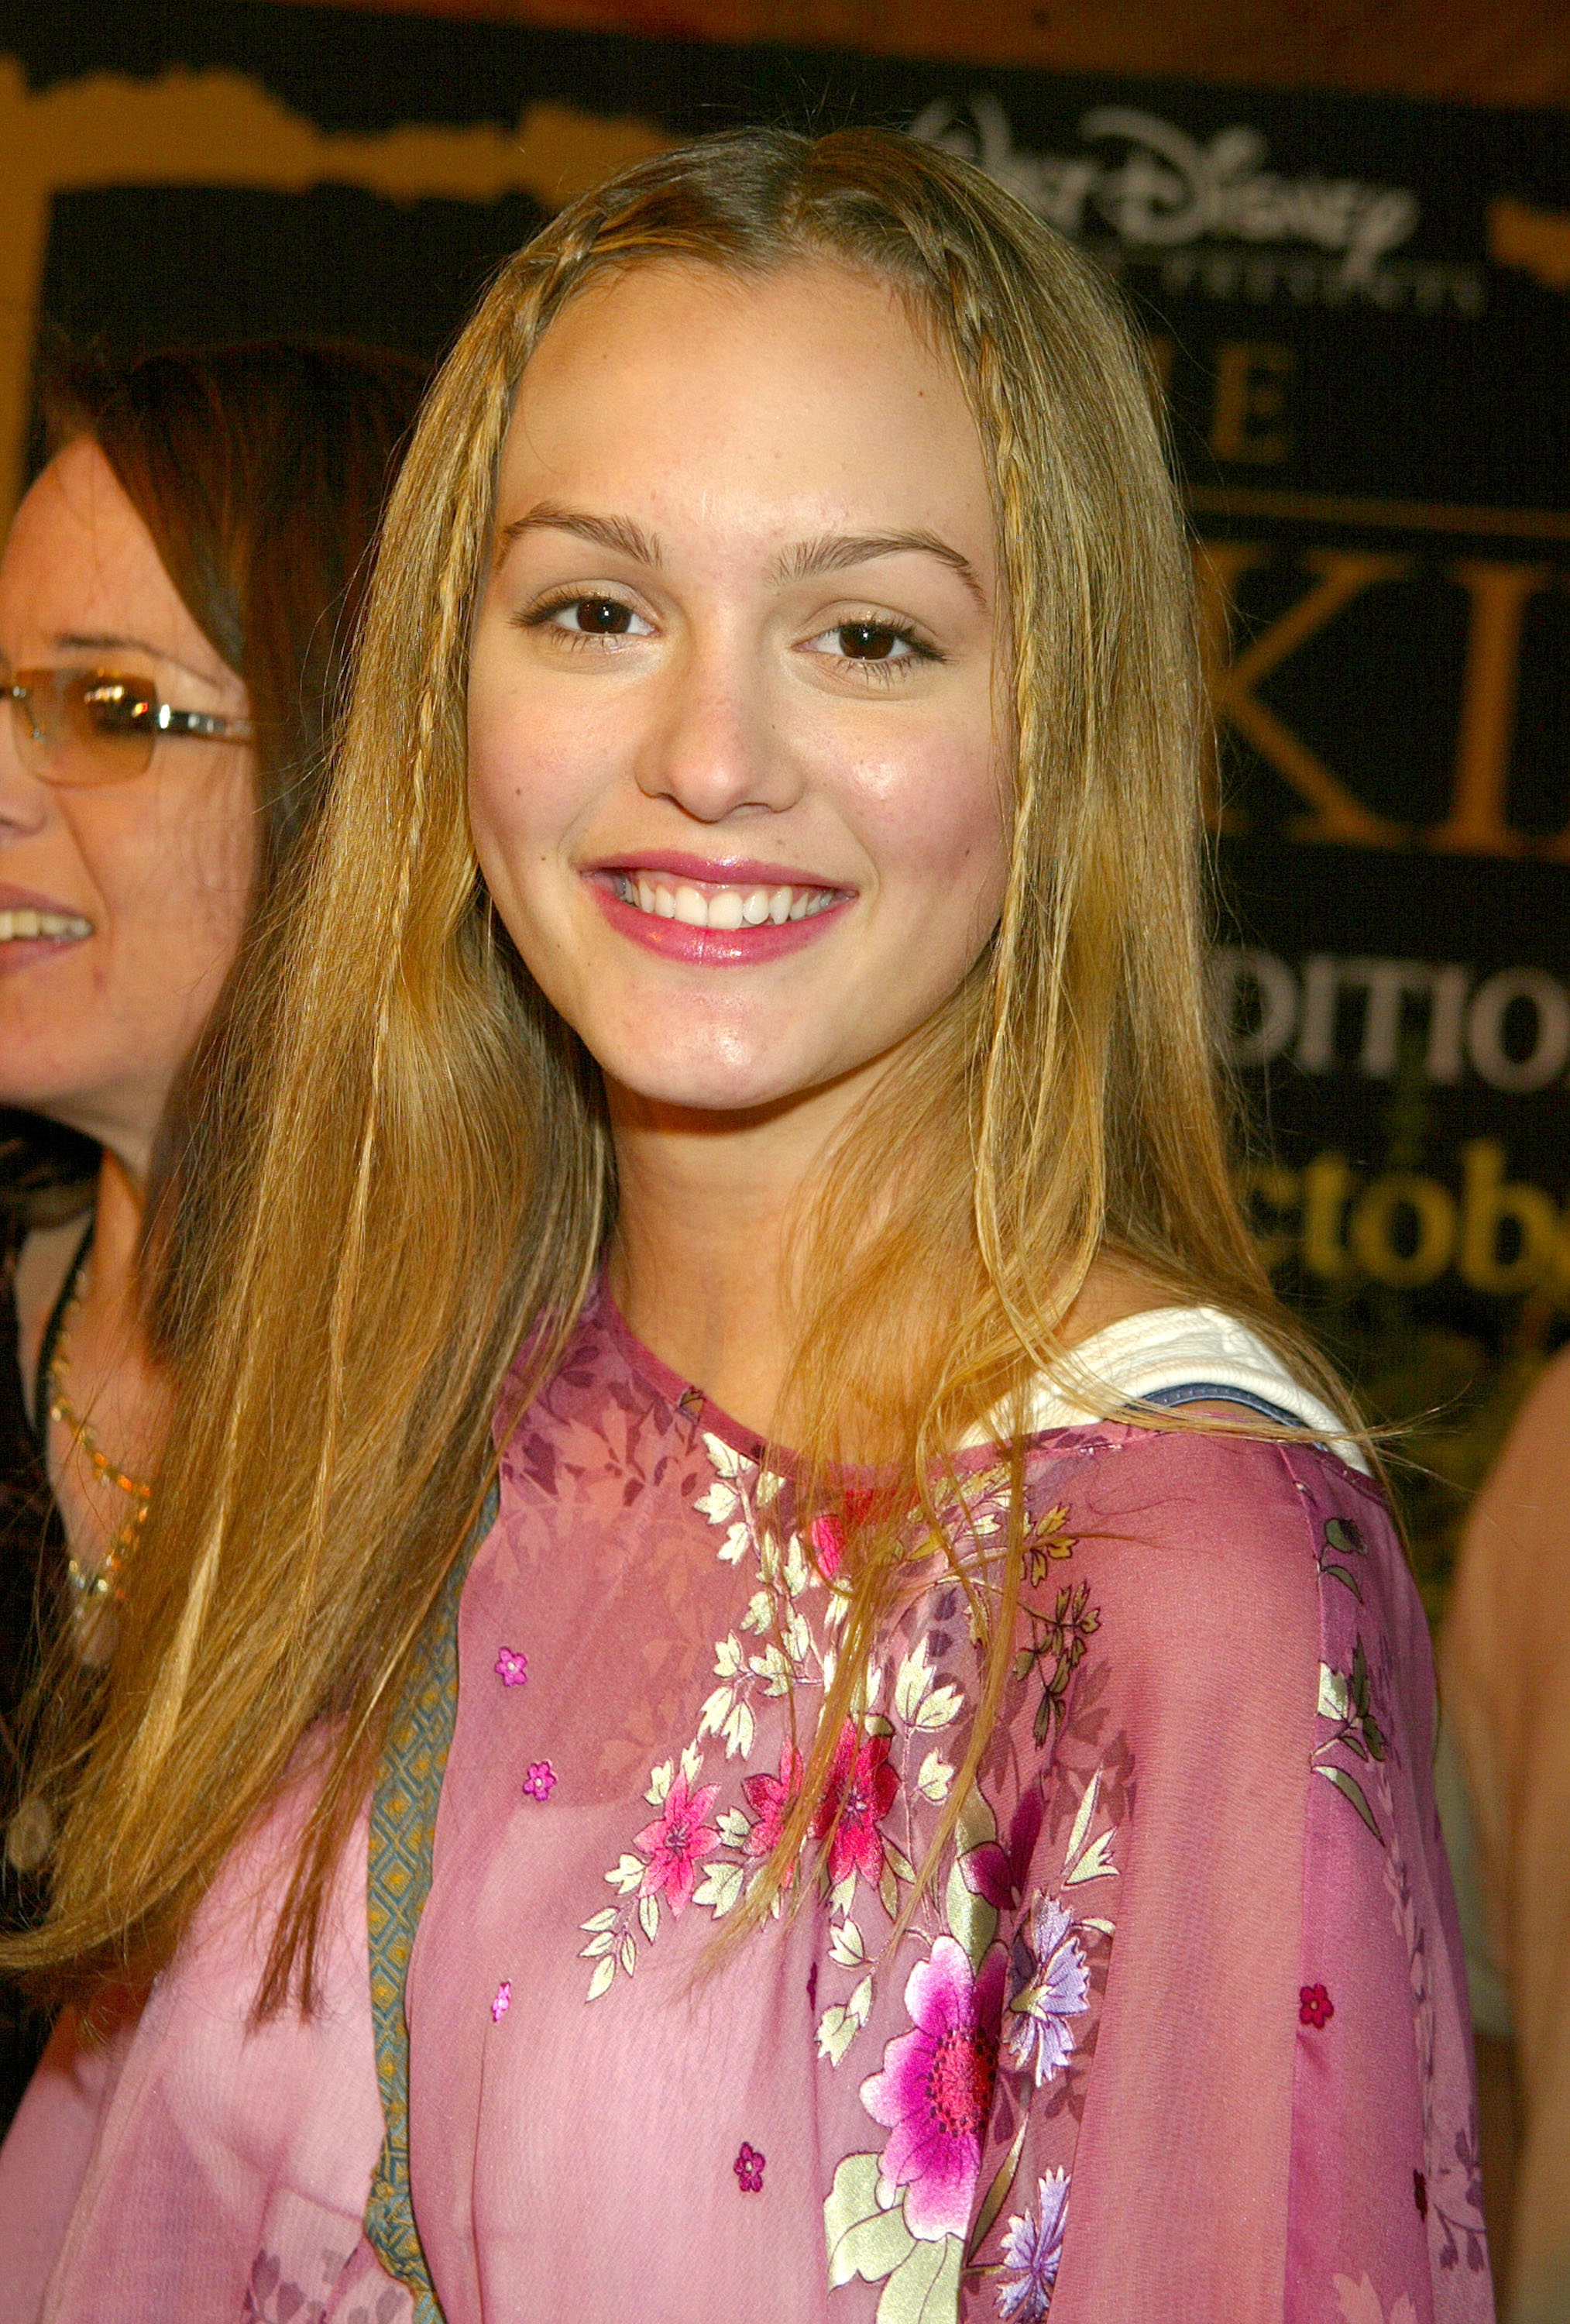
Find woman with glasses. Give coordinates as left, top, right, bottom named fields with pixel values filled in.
left=0, top=341, right=424, bottom=2126
left=0, top=137, right=1487, bottom=2322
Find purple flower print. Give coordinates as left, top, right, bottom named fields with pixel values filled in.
left=523, top=1762, right=557, bottom=1801
left=860, top=1934, right=1006, bottom=2241
left=997, top=2170, right=1070, bottom=2319
left=634, top=1770, right=721, bottom=1915
left=1005, top=1895, right=1090, bottom=2085
left=733, top=2141, right=766, bottom=2193
left=495, top=1646, right=528, bottom=1687
left=491, top=1980, right=511, bottom=2023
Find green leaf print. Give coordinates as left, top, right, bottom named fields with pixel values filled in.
left=1314, top=1762, right=1382, bottom=1840
left=875, top=2234, right=964, bottom=2324
left=945, top=1853, right=998, bottom=1972
left=826, top=2154, right=915, bottom=2289
left=967, top=2112, right=1032, bottom=2264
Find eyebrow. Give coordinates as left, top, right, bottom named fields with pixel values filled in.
left=496, top=504, right=661, bottom=569
left=52, top=631, right=223, bottom=691
left=496, top=504, right=988, bottom=612
left=773, top=530, right=989, bottom=612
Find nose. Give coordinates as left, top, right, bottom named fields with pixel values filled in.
left=633, top=634, right=804, bottom=823
left=0, top=696, right=50, bottom=841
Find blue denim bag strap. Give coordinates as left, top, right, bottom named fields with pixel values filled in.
left=363, top=1482, right=497, bottom=2320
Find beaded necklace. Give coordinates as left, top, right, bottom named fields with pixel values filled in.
left=43, top=1236, right=148, bottom=1607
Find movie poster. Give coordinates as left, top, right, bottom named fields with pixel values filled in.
left=7, top=0, right=1570, bottom=1607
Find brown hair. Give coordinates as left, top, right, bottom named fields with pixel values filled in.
left=7, top=131, right=1353, bottom=2010
left=38, top=342, right=428, bottom=1331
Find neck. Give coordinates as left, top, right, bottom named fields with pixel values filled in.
left=606, top=1083, right=857, bottom=1437
left=82, top=1147, right=149, bottom=1344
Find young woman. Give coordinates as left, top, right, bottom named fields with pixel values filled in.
left=0, top=342, right=424, bottom=2120
left=0, top=132, right=1487, bottom=2323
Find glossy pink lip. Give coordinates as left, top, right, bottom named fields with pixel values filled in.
left=588, top=850, right=848, bottom=892
left=589, top=882, right=849, bottom=967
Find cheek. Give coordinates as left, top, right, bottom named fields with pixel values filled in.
left=467, top=685, right=605, bottom=903
left=858, top=727, right=1011, bottom=935
left=82, top=763, right=256, bottom=980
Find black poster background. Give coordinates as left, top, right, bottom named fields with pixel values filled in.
left=6, top=0, right=1570, bottom=1610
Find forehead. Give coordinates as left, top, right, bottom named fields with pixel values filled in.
left=496, top=257, right=992, bottom=562
left=0, top=435, right=212, bottom=669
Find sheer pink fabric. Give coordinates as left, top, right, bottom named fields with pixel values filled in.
left=0, top=1778, right=398, bottom=2324
left=1, top=1290, right=1489, bottom=2322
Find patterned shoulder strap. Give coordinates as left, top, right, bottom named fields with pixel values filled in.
left=364, top=1484, right=497, bottom=2319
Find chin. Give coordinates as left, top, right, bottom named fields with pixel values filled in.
left=603, top=1046, right=831, bottom=1119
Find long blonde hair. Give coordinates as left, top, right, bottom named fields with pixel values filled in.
left=9, top=126, right=1338, bottom=2007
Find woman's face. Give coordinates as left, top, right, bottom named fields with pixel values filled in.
left=0, top=437, right=257, bottom=1166
left=469, top=258, right=1009, bottom=1123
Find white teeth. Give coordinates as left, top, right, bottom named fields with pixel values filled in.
left=0, top=908, right=91, bottom=942
left=613, top=873, right=842, bottom=930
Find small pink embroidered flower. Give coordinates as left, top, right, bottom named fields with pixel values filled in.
left=733, top=2141, right=766, bottom=2193
left=1300, top=1982, right=1334, bottom=2029
left=491, top=1980, right=511, bottom=2022
left=523, top=1761, right=557, bottom=1801
left=634, top=1769, right=721, bottom=1915
left=495, top=1646, right=529, bottom=1687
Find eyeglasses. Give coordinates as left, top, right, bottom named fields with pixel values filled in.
left=5, top=668, right=255, bottom=787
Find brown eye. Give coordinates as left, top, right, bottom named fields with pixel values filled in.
left=837, top=622, right=899, bottom=660
left=569, top=598, right=634, bottom=634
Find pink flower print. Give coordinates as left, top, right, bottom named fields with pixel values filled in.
left=813, top=1721, right=899, bottom=1890
left=634, top=1770, right=721, bottom=1915
left=1300, top=1982, right=1335, bottom=2029
left=742, top=1741, right=804, bottom=1882
left=809, top=1487, right=884, bottom=1582
left=495, top=1645, right=528, bottom=1687
left=491, top=1980, right=511, bottom=2022
left=733, top=2141, right=766, bottom=2193
left=859, top=1932, right=1006, bottom=2241
left=808, top=1513, right=845, bottom=1581
left=523, top=1761, right=557, bottom=1801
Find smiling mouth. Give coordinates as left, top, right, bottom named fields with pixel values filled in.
left=0, top=908, right=93, bottom=943
left=607, top=873, right=843, bottom=930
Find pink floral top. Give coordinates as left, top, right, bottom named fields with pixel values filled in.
left=0, top=1288, right=1491, bottom=2324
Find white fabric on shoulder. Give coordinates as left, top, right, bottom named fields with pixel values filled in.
left=988, top=1302, right=1371, bottom=1475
